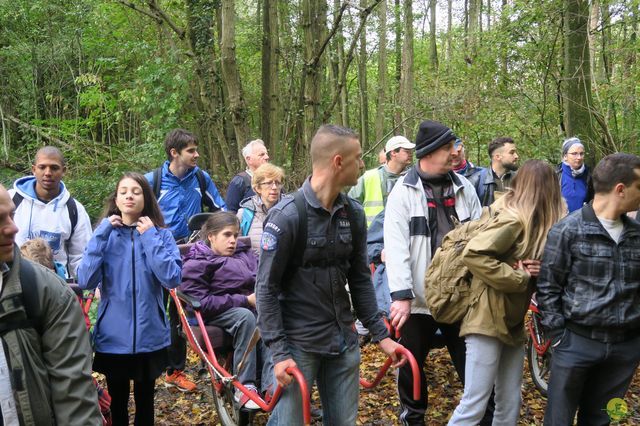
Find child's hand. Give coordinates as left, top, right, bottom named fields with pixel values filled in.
left=108, top=215, right=123, bottom=227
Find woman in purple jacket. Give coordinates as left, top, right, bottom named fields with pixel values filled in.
left=180, top=211, right=271, bottom=410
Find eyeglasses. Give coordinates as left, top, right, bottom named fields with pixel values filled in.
left=567, top=152, right=585, bottom=157
left=259, top=181, right=283, bottom=188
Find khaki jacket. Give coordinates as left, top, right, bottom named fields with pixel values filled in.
left=460, top=206, right=533, bottom=346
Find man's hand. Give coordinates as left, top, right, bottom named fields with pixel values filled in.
left=378, top=337, right=408, bottom=369
left=274, top=358, right=297, bottom=387
left=389, top=299, right=412, bottom=330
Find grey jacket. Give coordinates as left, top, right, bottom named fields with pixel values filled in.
left=256, top=178, right=389, bottom=364
left=0, top=249, right=100, bottom=425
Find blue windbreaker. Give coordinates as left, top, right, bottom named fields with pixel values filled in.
left=145, top=162, right=226, bottom=240
left=77, top=219, right=182, bottom=354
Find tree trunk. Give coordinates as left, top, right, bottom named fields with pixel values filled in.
left=563, top=0, right=599, bottom=155
left=429, top=0, right=438, bottom=69
left=467, top=0, right=480, bottom=57
left=358, top=0, right=369, bottom=149
left=393, top=0, right=403, bottom=129
left=261, top=0, right=280, bottom=159
left=375, top=0, right=388, bottom=143
left=447, top=0, right=453, bottom=61
left=399, top=0, right=414, bottom=135
left=220, top=0, right=251, bottom=160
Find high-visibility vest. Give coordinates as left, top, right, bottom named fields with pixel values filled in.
left=362, top=168, right=385, bottom=226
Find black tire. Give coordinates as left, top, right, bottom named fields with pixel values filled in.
left=211, top=380, right=255, bottom=426
left=527, top=337, right=551, bottom=397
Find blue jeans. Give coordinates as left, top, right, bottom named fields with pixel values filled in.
left=267, top=344, right=360, bottom=426
left=544, top=329, right=640, bottom=426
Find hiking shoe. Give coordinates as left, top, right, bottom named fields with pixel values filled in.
left=234, top=385, right=261, bottom=410
left=165, top=370, right=197, bottom=392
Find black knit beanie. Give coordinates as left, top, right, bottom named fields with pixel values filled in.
left=414, top=120, right=457, bottom=158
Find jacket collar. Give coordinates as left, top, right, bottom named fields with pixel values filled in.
left=403, top=165, right=464, bottom=191
left=581, top=203, right=640, bottom=240
left=302, top=176, right=347, bottom=214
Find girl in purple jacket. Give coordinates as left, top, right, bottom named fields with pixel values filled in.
left=180, top=211, right=272, bottom=410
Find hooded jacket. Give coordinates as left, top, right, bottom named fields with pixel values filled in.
left=180, top=239, right=257, bottom=319
left=9, top=176, right=92, bottom=278
left=77, top=219, right=182, bottom=354
left=144, top=161, right=226, bottom=240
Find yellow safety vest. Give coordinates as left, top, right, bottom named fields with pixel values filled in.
left=362, top=168, right=385, bottom=226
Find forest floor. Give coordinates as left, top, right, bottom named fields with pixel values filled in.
left=105, top=342, right=640, bottom=425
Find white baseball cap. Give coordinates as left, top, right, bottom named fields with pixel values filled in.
left=385, top=136, right=416, bottom=154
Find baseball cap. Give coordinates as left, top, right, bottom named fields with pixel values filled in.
left=385, top=136, right=416, bottom=154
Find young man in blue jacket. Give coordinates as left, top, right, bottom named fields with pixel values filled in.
left=145, top=128, right=226, bottom=392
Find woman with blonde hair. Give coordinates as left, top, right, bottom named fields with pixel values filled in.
left=237, top=163, right=289, bottom=253
left=448, top=160, right=565, bottom=425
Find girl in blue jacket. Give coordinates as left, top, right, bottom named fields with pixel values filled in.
left=78, top=172, right=181, bottom=426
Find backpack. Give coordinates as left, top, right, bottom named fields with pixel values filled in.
left=425, top=206, right=497, bottom=324
left=151, top=167, right=217, bottom=212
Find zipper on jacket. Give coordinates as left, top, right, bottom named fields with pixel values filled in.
left=131, top=228, right=137, bottom=354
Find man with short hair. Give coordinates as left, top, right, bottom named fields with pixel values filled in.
left=9, top=146, right=92, bottom=279
left=384, top=120, right=482, bottom=425
left=468, top=136, right=519, bottom=206
left=145, top=128, right=225, bottom=392
left=256, top=124, right=407, bottom=425
left=0, top=183, right=101, bottom=425
left=538, top=153, right=640, bottom=425
left=348, top=135, right=415, bottom=226
left=226, top=139, right=270, bottom=212
left=451, top=138, right=482, bottom=179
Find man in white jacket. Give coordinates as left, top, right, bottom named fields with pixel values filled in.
left=9, top=146, right=92, bottom=278
left=384, top=120, right=482, bottom=425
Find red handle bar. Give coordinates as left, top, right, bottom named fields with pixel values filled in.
left=264, top=366, right=311, bottom=425
left=359, top=346, right=420, bottom=400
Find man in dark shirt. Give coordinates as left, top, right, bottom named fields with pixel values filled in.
left=538, top=153, right=640, bottom=425
left=225, top=139, right=270, bottom=212
left=256, top=124, right=407, bottom=425
left=468, top=136, right=519, bottom=206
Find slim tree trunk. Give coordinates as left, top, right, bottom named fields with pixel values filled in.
left=261, top=0, right=280, bottom=158
left=358, top=0, right=369, bottom=149
left=563, top=0, right=598, bottom=152
left=220, top=0, right=251, bottom=159
left=429, top=0, right=438, bottom=69
left=375, top=0, right=388, bottom=142
left=399, top=0, right=414, bottom=135
left=447, top=0, right=453, bottom=61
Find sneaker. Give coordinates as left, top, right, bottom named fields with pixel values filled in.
left=234, top=385, right=261, bottom=410
left=165, top=370, right=197, bottom=392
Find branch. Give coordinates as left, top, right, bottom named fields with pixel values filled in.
left=147, top=0, right=186, bottom=40
left=114, top=0, right=163, bottom=24
left=4, top=116, right=75, bottom=151
left=310, top=2, right=349, bottom=69
left=322, top=0, right=382, bottom=122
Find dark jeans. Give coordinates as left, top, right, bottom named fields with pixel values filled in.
left=545, top=329, right=640, bottom=426
left=397, top=314, right=495, bottom=426
left=107, top=377, right=155, bottom=426
left=163, top=288, right=186, bottom=373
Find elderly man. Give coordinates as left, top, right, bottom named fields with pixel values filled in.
left=451, top=138, right=482, bottom=179
left=226, top=139, right=270, bottom=212
left=9, top=146, right=92, bottom=279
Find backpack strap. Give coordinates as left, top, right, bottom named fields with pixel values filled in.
left=12, top=192, right=24, bottom=209
left=196, top=169, right=218, bottom=212
left=291, top=190, right=308, bottom=271
left=0, top=260, right=43, bottom=337
left=240, top=171, right=252, bottom=189
left=152, top=167, right=162, bottom=201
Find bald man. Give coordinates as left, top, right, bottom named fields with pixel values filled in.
left=256, top=125, right=407, bottom=425
left=9, top=146, right=92, bottom=278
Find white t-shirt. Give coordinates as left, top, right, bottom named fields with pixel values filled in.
left=597, top=216, right=624, bottom=243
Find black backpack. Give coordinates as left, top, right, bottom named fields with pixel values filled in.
left=151, top=167, right=218, bottom=212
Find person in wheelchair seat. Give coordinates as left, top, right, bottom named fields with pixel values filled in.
left=181, top=211, right=273, bottom=410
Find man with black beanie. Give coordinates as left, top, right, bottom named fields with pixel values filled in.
left=384, top=120, right=483, bottom=425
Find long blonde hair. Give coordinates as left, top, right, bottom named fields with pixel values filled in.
left=501, top=160, right=564, bottom=259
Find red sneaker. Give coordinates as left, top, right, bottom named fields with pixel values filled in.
left=164, top=371, right=197, bottom=392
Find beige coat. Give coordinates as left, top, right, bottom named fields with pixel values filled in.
left=460, top=208, right=533, bottom=346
